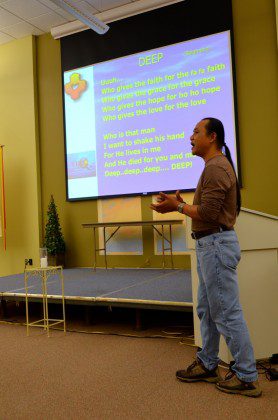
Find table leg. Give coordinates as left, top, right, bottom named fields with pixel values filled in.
left=43, top=272, right=50, bottom=337
left=93, top=227, right=97, bottom=271
left=161, top=225, right=165, bottom=269
left=42, top=272, right=47, bottom=331
left=103, top=227, right=107, bottom=269
left=169, top=224, right=174, bottom=269
left=60, top=268, right=66, bottom=334
left=24, top=272, right=29, bottom=336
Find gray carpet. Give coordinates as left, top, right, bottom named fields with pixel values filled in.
left=0, top=324, right=276, bottom=419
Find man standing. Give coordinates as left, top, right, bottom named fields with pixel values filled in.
left=151, top=118, right=261, bottom=398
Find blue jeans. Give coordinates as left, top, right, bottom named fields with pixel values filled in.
left=195, top=230, right=258, bottom=382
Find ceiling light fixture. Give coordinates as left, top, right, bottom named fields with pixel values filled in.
left=50, top=0, right=109, bottom=35
left=51, top=0, right=184, bottom=40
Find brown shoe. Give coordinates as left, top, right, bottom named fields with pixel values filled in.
left=216, top=370, right=262, bottom=398
left=176, top=359, right=221, bottom=383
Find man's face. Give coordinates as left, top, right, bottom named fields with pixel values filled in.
left=190, top=119, right=213, bottom=157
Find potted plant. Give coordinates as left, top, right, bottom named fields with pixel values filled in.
left=44, top=195, right=66, bottom=267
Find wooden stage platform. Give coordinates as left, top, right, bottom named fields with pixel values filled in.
left=0, top=268, right=192, bottom=312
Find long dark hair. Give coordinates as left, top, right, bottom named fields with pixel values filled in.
left=202, top=117, right=241, bottom=215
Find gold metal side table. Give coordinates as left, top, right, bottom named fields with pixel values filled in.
left=24, top=266, right=66, bottom=337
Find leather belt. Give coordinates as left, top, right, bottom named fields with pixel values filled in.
left=191, top=226, right=233, bottom=240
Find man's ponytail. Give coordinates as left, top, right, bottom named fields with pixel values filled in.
left=202, top=118, right=241, bottom=215
left=223, top=143, right=241, bottom=215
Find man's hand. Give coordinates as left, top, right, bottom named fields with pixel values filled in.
left=151, top=190, right=202, bottom=220
left=175, top=190, right=184, bottom=203
left=150, top=191, right=183, bottom=214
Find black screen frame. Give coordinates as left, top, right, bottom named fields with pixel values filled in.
left=61, top=0, right=241, bottom=202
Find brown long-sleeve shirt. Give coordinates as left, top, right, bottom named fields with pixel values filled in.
left=192, top=155, right=237, bottom=232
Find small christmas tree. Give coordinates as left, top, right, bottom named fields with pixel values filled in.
left=44, top=195, right=66, bottom=256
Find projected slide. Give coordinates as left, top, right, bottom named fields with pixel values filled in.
left=63, top=31, right=237, bottom=200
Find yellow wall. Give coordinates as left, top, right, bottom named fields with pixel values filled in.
left=36, top=34, right=191, bottom=269
left=0, top=36, right=41, bottom=275
left=232, top=0, right=278, bottom=214
left=36, top=33, right=191, bottom=269
left=36, top=0, right=278, bottom=269
left=1, top=0, right=275, bottom=272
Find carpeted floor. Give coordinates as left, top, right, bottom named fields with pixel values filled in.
left=0, top=324, right=277, bottom=419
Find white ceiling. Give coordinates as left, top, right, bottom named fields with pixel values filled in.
left=0, top=0, right=138, bottom=45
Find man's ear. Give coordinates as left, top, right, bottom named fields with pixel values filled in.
left=209, top=131, right=217, bottom=144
